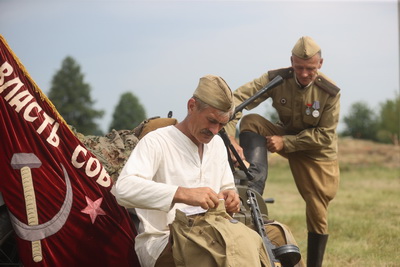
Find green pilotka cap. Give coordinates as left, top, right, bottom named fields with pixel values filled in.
left=193, top=75, right=234, bottom=112
left=292, top=36, right=321, bottom=59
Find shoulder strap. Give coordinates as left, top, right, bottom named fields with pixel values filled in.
left=268, top=67, right=294, bottom=80
left=314, top=75, right=340, bottom=96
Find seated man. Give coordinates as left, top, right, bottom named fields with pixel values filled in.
left=113, top=75, right=304, bottom=267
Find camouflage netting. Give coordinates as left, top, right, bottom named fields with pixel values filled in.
left=75, top=129, right=139, bottom=182
left=73, top=117, right=178, bottom=182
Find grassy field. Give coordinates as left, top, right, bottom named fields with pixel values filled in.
left=263, top=138, right=400, bottom=267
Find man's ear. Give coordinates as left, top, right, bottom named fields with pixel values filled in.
left=319, top=58, right=324, bottom=69
left=187, top=98, right=196, bottom=114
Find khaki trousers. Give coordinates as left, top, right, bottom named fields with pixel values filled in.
left=168, top=201, right=269, bottom=267
left=239, top=114, right=340, bottom=234
left=155, top=201, right=306, bottom=267
left=155, top=223, right=305, bottom=267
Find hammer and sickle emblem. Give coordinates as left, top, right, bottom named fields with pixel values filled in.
left=9, top=153, right=73, bottom=263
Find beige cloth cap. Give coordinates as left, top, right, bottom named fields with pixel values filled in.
left=193, top=75, right=234, bottom=112
left=292, top=36, right=321, bottom=59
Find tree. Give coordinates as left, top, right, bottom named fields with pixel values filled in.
left=109, top=92, right=147, bottom=131
left=342, top=101, right=379, bottom=140
left=376, top=93, right=400, bottom=144
left=48, top=56, right=104, bottom=135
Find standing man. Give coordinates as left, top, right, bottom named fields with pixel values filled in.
left=225, top=36, right=340, bottom=267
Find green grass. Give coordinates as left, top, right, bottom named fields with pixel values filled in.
left=263, top=159, right=400, bottom=267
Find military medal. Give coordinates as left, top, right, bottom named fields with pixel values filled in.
left=305, top=104, right=312, bottom=115
left=312, top=101, right=320, bottom=118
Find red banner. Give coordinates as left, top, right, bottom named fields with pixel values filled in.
left=0, top=35, right=140, bottom=266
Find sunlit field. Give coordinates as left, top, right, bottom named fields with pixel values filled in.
left=264, top=138, right=400, bottom=267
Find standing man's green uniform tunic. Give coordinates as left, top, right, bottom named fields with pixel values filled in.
left=225, top=67, right=340, bottom=234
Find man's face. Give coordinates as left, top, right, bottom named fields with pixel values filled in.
left=187, top=99, right=230, bottom=145
left=291, top=54, right=323, bottom=86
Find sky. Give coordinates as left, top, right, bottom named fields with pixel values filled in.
left=1, top=0, right=399, bottom=133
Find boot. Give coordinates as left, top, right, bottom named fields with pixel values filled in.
left=239, top=131, right=268, bottom=195
left=307, top=232, right=329, bottom=267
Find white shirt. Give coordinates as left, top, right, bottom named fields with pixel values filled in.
left=114, top=125, right=235, bottom=267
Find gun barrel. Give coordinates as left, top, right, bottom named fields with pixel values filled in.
left=233, top=75, right=283, bottom=116
left=247, top=190, right=281, bottom=267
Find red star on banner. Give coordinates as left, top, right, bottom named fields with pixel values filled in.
left=81, top=196, right=106, bottom=224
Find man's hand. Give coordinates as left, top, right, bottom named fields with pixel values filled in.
left=173, top=187, right=220, bottom=210
left=218, top=189, right=240, bottom=214
left=266, top=135, right=284, bottom=153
